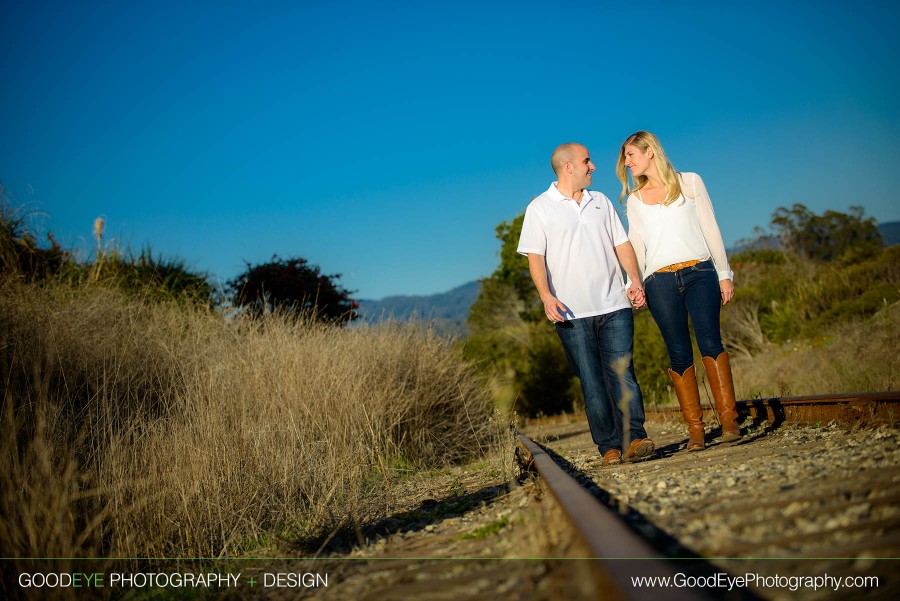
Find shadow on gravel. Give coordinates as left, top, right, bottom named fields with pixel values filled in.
left=541, top=428, right=590, bottom=444
left=707, top=424, right=773, bottom=448
left=541, top=429, right=694, bottom=459
left=649, top=440, right=683, bottom=458
left=537, top=444, right=765, bottom=601
left=293, top=480, right=514, bottom=557
left=540, top=422, right=773, bottom=456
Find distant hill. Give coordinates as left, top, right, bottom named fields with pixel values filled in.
left=880, top=221, right=900, bottom=246
left=356, top=281, right=481, bottom=336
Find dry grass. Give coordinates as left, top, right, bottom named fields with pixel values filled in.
left=643, top=300, right=899, bottom=408
left=731, top=300, right=900, bottom=399
left=0, top=279, right=497, bottom=564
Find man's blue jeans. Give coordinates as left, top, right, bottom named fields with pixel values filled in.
left=555, top=308, right=648, bottom=455
left=644, top=260, right=725, bottom=375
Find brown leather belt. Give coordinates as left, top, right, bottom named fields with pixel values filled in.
left=655, top=259, right=702, bottom=273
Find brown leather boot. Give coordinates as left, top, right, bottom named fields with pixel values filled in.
left=667, top=365, right=706, bottom=451
left=702, top=352, right=742, bottom=442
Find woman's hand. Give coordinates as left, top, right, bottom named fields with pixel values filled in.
left=720, top=279, right=735, bottom=305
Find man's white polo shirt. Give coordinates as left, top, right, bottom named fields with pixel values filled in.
left=517, top=183, right=631, bottom=320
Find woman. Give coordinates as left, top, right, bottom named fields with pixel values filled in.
left=616, top=131, right=740, bottom=450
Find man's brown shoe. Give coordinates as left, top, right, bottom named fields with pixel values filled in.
left=601, top=449, right=622, bottom=466
left=623, top=438, right=655, bottom=462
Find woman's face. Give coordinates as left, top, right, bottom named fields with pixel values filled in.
left=623, top=143, right=653, bottom=178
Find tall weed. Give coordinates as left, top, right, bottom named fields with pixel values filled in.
left=0, top=279, right=495, bottom=561
left=732, top=300, right=900, bottom=399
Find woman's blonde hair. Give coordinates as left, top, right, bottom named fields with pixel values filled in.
left=616, top=131, right=683, bottom=205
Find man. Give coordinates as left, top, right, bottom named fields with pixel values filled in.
left=517, top=143, right=653, bottom=466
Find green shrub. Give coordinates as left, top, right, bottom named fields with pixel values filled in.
left=1, top=198, right=214, bottom=306
left=0, top=198, right=73, bottom=282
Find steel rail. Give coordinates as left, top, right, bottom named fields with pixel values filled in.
left=516, top=434, right=707, bottom=601
left=643, top=391, right=899, bottom=426
left=517, top=392, right=898, bottom=599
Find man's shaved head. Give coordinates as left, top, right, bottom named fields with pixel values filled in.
left=551, top=143, right=585, bottom=175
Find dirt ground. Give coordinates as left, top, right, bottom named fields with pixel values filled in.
left=228, top=441, right=600, bottom=601
left=211, top=415, right=898, bottom=601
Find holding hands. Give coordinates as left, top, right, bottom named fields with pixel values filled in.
left=628, top=282, right=646, bottom=309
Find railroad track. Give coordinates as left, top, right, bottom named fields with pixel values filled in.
left=646, top=391, right=898, bottom=428
left=516, top=393, right=900, bottom=601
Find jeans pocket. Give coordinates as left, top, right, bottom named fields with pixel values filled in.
left=691, top=260, right=715, bottom=272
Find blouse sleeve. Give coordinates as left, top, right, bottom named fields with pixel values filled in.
left=689, top=173, right=734, bottom=281
left=625, top=196, right=648, bottom=283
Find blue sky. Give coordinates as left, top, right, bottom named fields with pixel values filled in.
left=3, top=0, right=899, bottom=300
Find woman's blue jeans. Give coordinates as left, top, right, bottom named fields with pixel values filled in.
left=644, top=260, right=725, bottom=375
left=555, top=308, right=648, bottom=455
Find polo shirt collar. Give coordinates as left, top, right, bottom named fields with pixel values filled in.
left=547, top=182, right=594, bottom=205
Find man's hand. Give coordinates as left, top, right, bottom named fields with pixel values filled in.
left=541, top=295, right=569, bottom=322
left=627, top=282, right=646, bottom=309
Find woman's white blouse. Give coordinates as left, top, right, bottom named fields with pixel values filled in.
left=626, top=172, right=734, bottom=282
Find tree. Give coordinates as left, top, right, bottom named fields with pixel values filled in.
left=465, top=213, right=580, bottom=416
left=727, top=204, right=895, bottom=344
left=227, top=255, right=357, bottom=323
left=770, top=203, right=882, bottom=262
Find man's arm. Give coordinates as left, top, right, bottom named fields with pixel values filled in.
left=614, top=241, right=646, bottom=309
left=527, top=253, right=569, bottom=322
